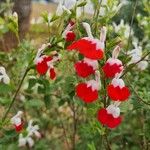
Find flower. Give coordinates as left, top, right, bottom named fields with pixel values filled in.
left=0, top=66, right=10, bottom=84
left=76, top=71, right=101, bottom=103
left=11, top=111, right=23, bottom=132
left=127, top=41, right=149, bottom=70
left=102, top=46, right=123, bottom=78
left=107, top=74, right=130, bottom=101
left=67, top=22, right=107, bottom=60
left=56, top=2, right=71, bottom=16
left=127, top=42, right=142, bottom=64
left=62, top=21, right=76, bottom=42
left=19, top=134, right=34, bottom=148
left=113, top=19, right=134, bottom=39
left=75, top=58, right=98, bottom=78
left=18, top=120, right=41, bottom=148
left=97, top=102, right=122, bottom=128
left=34, top=44, right=60, bottom=80
left=137, top=60, right=148, bottom=71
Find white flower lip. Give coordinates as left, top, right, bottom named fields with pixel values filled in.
left=0, top=66, right=10, bottom=84
left=106, top=104, right=120, bottom=118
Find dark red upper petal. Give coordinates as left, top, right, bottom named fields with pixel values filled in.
left=76, top=83, right=98, bottom=103
left=102, top=63, right=122, bottom=78
left=66, top=31, right=76, bottom=42
left=67, top=38, right=104, bottom=60
left=74, top=61, right=95, bottom=78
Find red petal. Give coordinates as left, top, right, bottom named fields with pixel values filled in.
left=97, top=108, right=108, bottom=125
left=74, top=61, right=95, bottom=78
left=66, top=32, right=76, bottom=42
left=36, top=56, right=53, bottom=75
left=49, top=68, right=56, bottom=80
left=107, top=85, right=130, bottom=101
left=76, top=83, right=98, bottom=103
left=15, top=123, right=23, bottom=132
left=107, top=115, right=122, bottom=128
left=119, top=87, right=130, bottom=101
left=67, top=38, right=104, bottom=60
left=102, top=63, right=122, bottom=78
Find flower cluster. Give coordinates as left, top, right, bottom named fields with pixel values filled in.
left=11, top=111, right=41, bottom=148
left=67, top=22, right=106, bottom=103
left=34, top=43, right=61, bottom=80
left=67, top=22, right=130, bottom=128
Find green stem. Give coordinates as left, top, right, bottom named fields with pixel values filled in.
left=121, top=51, right=150, bottom=78
left=126, top=0, right=138, bottom=53
left=2, top=67, right=31, bottom=123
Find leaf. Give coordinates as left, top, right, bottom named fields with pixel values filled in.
left=44, top=95, right=51, bottom=108
left=26, top=99, right=44, bottom=109
left=0, top=84, right=12, bottom=94
left=0, top=98, right=11, bottom=105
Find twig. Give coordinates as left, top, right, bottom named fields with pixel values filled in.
left=121, top=51, right=150, bottom=78
left=104, top=133, right=112, bottom=150
left=126, top=0, right=138, bottom=52
left=71, top=103, right=77, bottom=150
left=55, top=108, right=71, bottom=150
left=126, top=78, right=150, bottom=106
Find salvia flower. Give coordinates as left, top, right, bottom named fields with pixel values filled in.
left=102, top=46, right=123, bottom=78
left=107, top=73, right=130, bottom=101
left=0, top=66, right=10, bottom=84
left=97, top=102, right=122, bottom=128
left=11, top=111, right=23, bottom=132
left=18, top=120, right=40, bottom=148
left=127, top=42, right=142, bottom=65
left=34, top=44, right=60, bottom=80
left=67, top=22, right=107, bottom=60
left=75, top=57, right=98, bottom=78
left=62, top=21, right=76, bottom=42
left=127, top=42, right=148, bottom=70
left=76, top=71, right=101, bottom=103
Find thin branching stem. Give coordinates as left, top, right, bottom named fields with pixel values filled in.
left=2, top=67, right=31, bottom=122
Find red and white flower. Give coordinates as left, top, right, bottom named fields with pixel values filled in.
left=67, top=22, right=107, bottom=60
left=62, top=21, right=76, bottom=42
left=102, top=46, right=123, bottom=78
left=107, top=74, right=130, bottom=101
left=34, top=44, right=60, bottom=80
left=75, top=57, right=98, bottom=78
left=11, top=111, right=23, bottom=132
left=76, top=71, right=101, bottom=103
left=0, top=66, right=10, bottom=84
left=97, top=102, right=122, bottom=128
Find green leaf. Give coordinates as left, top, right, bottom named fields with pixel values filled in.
left=0, top=84, right=12, bottom=94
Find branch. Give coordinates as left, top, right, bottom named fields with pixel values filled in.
left=2, top=67, right=31, bottom=122
left=126, top=78, right=150, bottom=106
left=121, top=51, right=150, bottom=78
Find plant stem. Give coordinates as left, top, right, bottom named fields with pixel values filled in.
left=121, top=51, right=150, bottom=78
left=2, top=67, right=30, bottom=122
left=55, top=108, right=70, bottom=150
left=71, top=102, right=77, bottom=150
left=126, top=78, right=150, bottom=106
left=126, top=0, right=138, bottom=52
left=104, top=133, right=112, bottom=150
